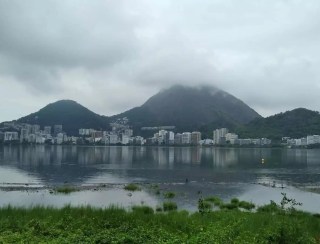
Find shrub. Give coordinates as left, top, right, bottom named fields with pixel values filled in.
left=220, top=203, right=238, bottom=210
left=257, top=201, right=281, bottom=213
left=204, top=196, right=223, bottom=206
left=163, top=202, right=177, bottom=211
left=198, top=198, right=212, bottom=214
left=231, top=198, right=240, bottom=205
left=239, top=201, right=255, bottom=211
left=156, top=206, right=163, bottom=212
left=163, top=192, right=175, bottom=199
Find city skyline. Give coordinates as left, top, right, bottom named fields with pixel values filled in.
left=1, top=1, right=320, bottom=121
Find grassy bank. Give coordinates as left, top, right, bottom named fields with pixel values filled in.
left=0, top=203, right=319, bottom=243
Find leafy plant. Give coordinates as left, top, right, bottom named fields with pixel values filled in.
left=163, top=192, right=175, bottom=199
left=198, top=198, right=212, bottom=214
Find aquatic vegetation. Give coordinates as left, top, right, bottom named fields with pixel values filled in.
left=124, top=183, right=141, bottom=191
left=55, top=186, right=78, bottom=194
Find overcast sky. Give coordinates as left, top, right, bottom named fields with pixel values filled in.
left=1, top=0, right=320, bottom=122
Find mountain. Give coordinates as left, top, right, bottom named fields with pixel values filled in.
left=111, top=85, right=261, bottom=136
left=236, top=108, right=320, bottom=141
left=17, top=100, right=109, bottom=135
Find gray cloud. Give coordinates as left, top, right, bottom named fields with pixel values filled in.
left=1, top=0, right=320, bottom=121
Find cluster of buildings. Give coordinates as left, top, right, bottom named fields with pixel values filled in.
left=0, top=122, right=69, bottom=144
left=207, top=128, right=272, bottom=146
left=145, top=130, right=202, bottom=145
left=0, top=121, right=271, bottom=147
left=0, top=118, right=145, bottom=145
left=283, top=135, right=320, bottom=147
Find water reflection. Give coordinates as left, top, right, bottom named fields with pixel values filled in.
left=1, top=146, right=320, bottom=211
left=0, top=146, right=319, bottom=185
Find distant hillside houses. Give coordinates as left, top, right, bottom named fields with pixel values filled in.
left=0, top=118, right=144, bottom=146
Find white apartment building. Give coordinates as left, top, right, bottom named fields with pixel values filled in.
left=122, top=135, right=130, bottom=145
left=213, top=128, right=228, bottom=144
left=225, top=133, right=238, bottom=142
left=181, top=132, right=191, bottom=144
left=109, top=134, right=118, bottom=144
left=307, top=135, right=320, bottom=145
left=191, top=132, right=201, bottom=145
left=4, top=132, right=19, bottom=141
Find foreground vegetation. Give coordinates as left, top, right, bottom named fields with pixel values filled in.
left=0, top=197, right=319, bottom=243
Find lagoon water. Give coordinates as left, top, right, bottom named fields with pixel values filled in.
left=0, top=145, right=320, bottom=212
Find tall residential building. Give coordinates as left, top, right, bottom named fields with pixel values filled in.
left=54, top=125, right=63, bottom=136
left=44, top=126, right=52, bottom=135
left=174, top=133, right=182, bottom=145
left=0, top=132, right=4, bottom=142
left=225, top=133, right=238, bottom=144
left=191, top=132, right=201, bottom=145
left=181, top=132, right=192, bottom=144
left=20, top=128, right=29, bottom=142
left=31, top=124, right=40, bottom=134
left=4, top=132, right=19, bottom=141
left=165, top=131, right=175, bottom=145
left=109, top=134, right=118, bottom=144
left=213, top=128, right=228, bottom=145
left=124, top=129, right=133, bottom=137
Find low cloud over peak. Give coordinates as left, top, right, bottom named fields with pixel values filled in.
left=1, top=0, right=320, bottom=121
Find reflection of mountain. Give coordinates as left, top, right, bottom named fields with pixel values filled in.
left=0, top=146, right=312, bottom=186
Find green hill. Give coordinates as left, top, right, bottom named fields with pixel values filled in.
left=17, top=100, right=109, bottom=135
left=111, top=85, right=261, bottom=136
left=236, top=108, right=320, bottom=141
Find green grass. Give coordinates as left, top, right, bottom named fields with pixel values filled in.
left=0, top=205, right=319, bottom=243
left=124, top=183, right=141, bottom=191
left=55, top=186, right=78, bottom=194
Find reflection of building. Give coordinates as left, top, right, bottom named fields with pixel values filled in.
left=181, top=147, right=191, bottom=163
left=191, top=147, right=201, bottom=163
left=212, top=148, right=237, bottom=167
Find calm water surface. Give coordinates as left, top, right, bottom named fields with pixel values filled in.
left=0, top=145, right=320, bottom=212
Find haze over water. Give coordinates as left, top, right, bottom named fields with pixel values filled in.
left=0, top=145, right=320, bottom=212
